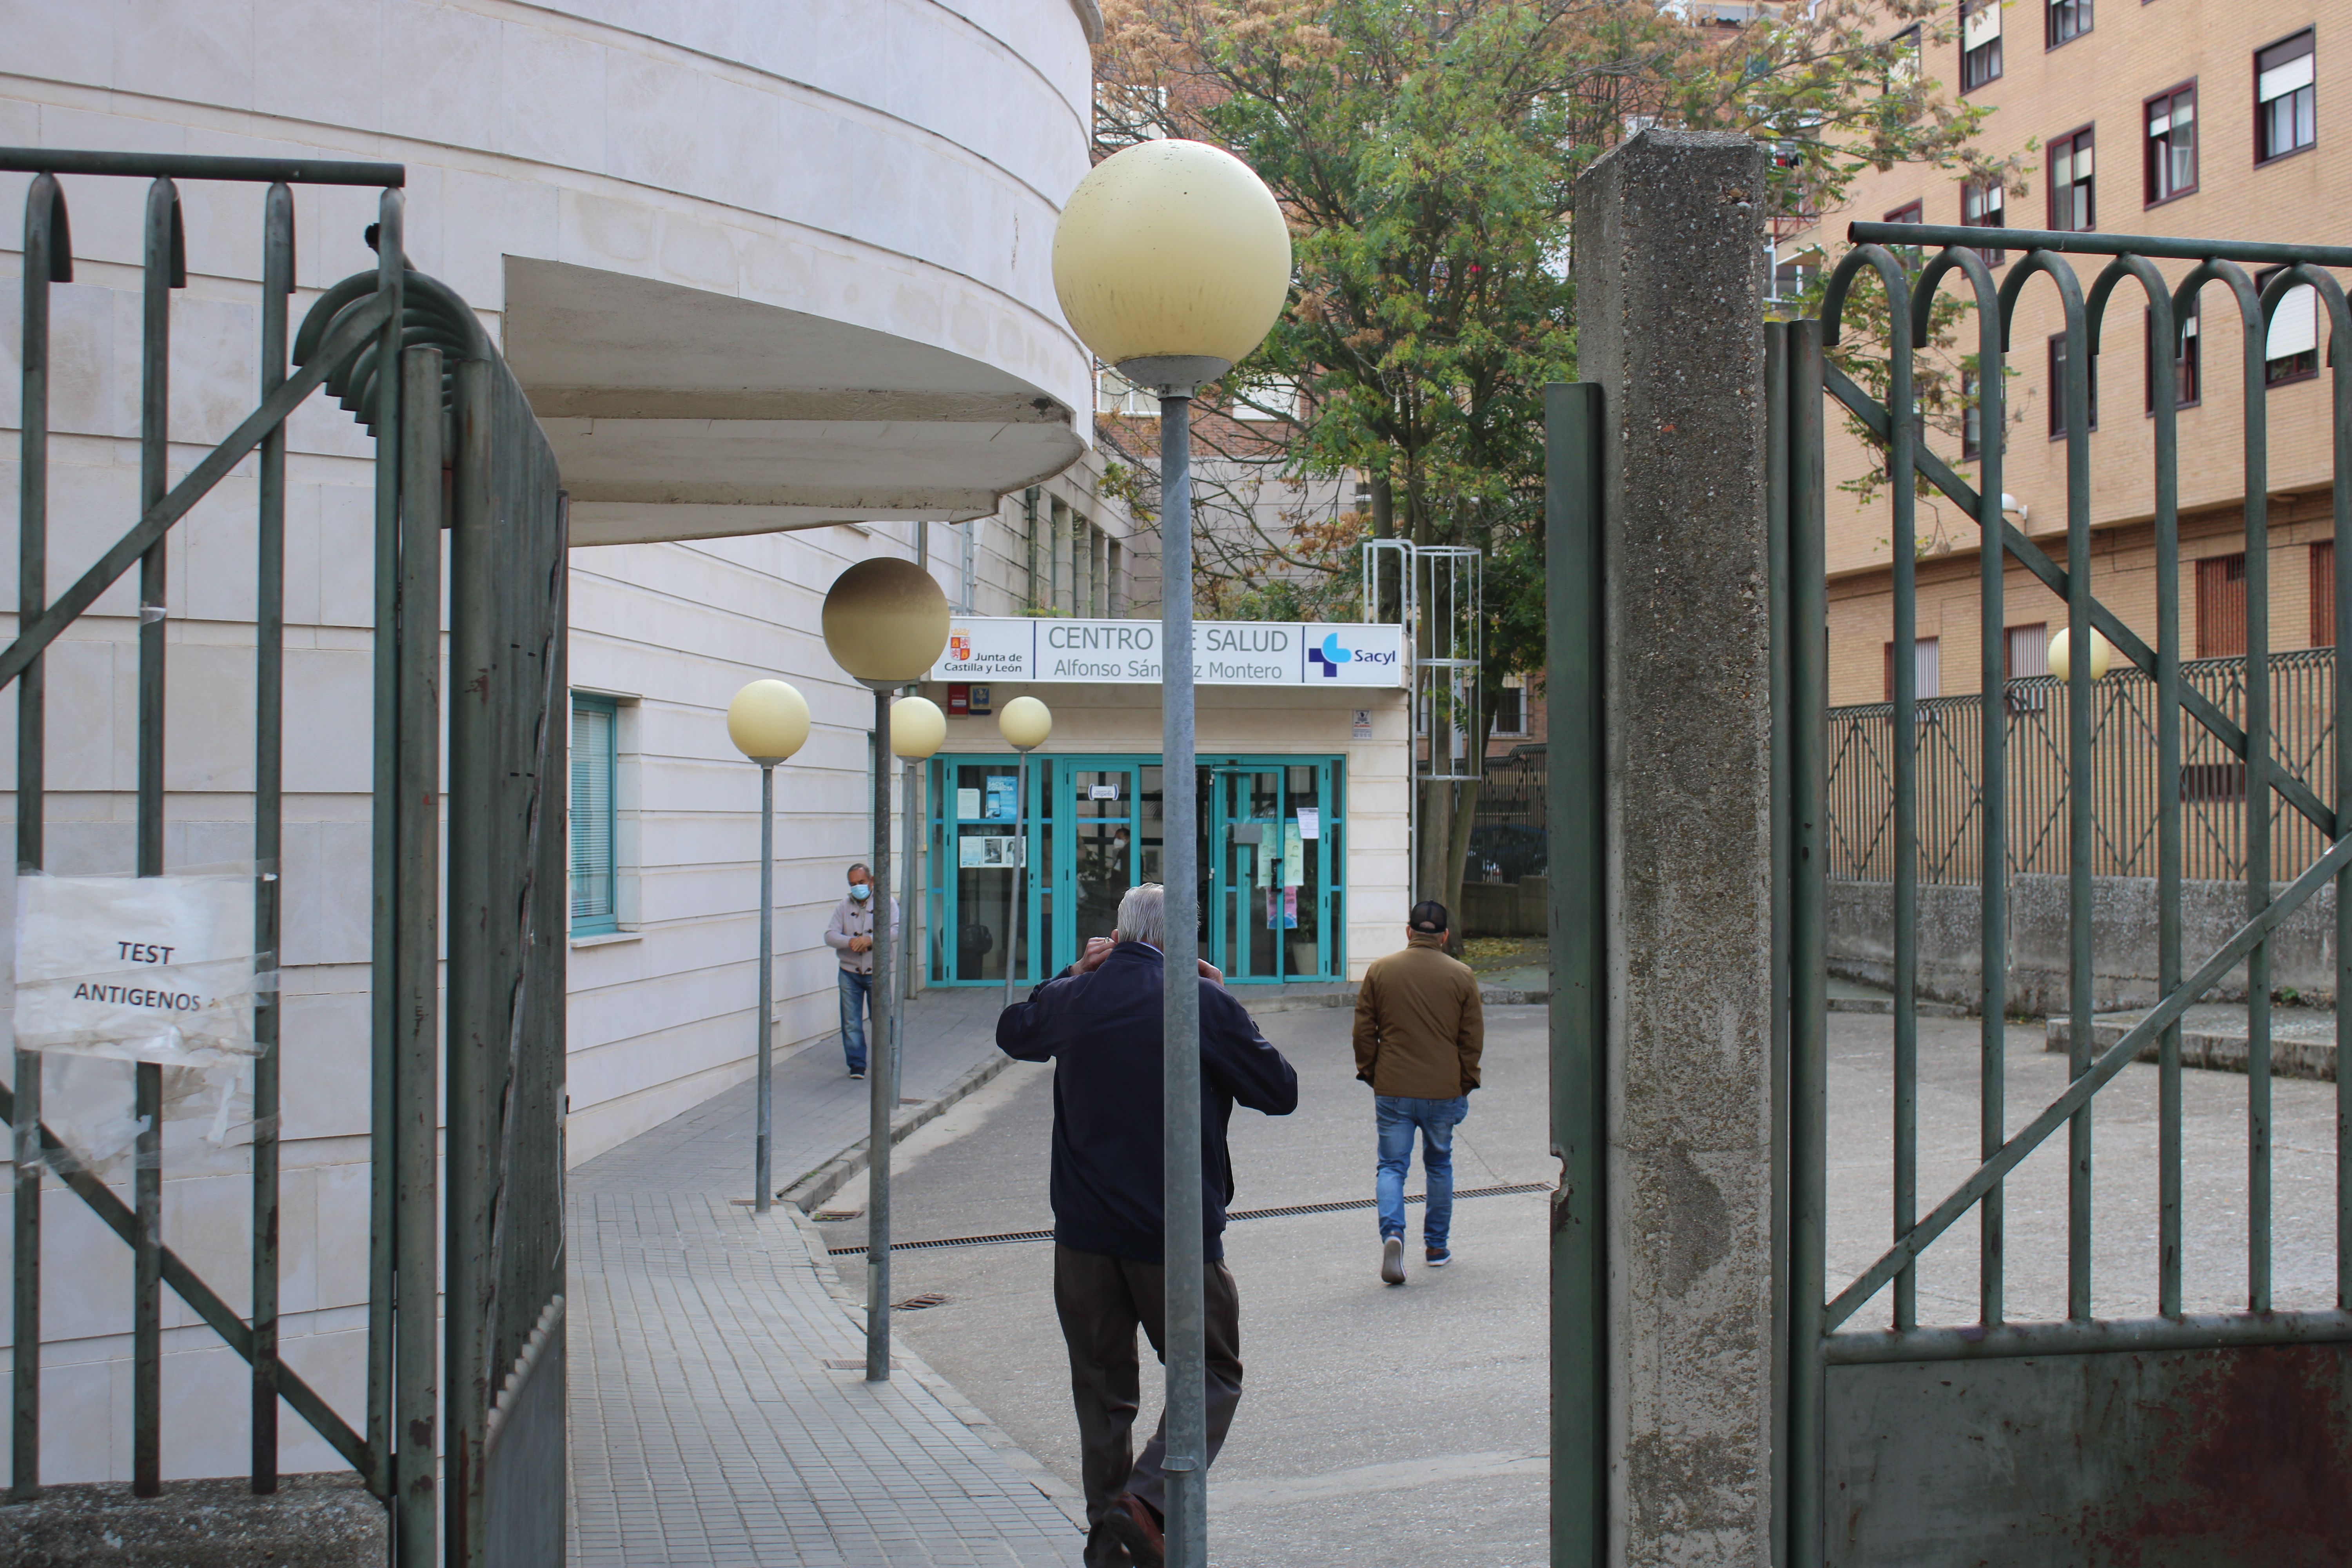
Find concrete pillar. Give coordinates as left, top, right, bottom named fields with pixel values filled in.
left=1572, top=129, right=1777, bottom=1563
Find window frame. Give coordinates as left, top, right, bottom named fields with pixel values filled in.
left=1961, top=0, right=2004, bottom=92
left=2196, top=552, right=2249, bottom=658
left=2046, top=0, right=2092, bottom=51
left=2143, top=298, right=2201, bottom=414
left=1960, top=367, right=1983, bottom=462
left=1960, top=177, right=2007, bottom=265
left=570, top=691, right=622, bottom=938
left=2048, top=125, right=2096, bottom=232
left=2255, top=29, right=2318, bottom=166
left=2049, top=332, right=2098, bottom=439
left=2143, top=82, right=2199, bottom=205
left=2254, top=263, right=2322, bottom=388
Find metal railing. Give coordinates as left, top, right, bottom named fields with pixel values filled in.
left=1826, top=649, right=2338, bottom=884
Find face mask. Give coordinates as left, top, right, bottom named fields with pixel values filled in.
left=850, top=884, right=871, bottom=901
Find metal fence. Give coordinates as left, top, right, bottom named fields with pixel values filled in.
left=1827, top=648, right=2337, bottom=885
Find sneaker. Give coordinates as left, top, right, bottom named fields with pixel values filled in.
left=849, top=1070, right=866, bottom=1081
left=1380, top=1236, right=1406, bottom=1285
left=1426, top=1246, right=1452, bottom=1267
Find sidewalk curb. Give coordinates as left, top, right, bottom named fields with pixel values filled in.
left=1251, top=984, right=1549, bottom=1013
left=779, top=1050, right=1015, bottom=1213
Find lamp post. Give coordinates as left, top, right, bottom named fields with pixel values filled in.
left=889, top=694, right=946, bottom=1067
left=997, top=695, right=1054, bottom=1007
left=821, top=559, right=950, bottom=1383
left=726, top=679, right=812, bottom=1216
left=1052, top=138, right=1291, bottom=1566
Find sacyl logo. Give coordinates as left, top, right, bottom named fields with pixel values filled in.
left=1308, top=633, right=1353, bottom=678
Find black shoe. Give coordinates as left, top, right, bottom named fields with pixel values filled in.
left=1102, top=1494, right=1164, bottom=1568
left=849, top=1069, right=866, bottom=1080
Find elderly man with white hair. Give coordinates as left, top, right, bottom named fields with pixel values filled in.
left=996, top=882, right=1298, bottom=1568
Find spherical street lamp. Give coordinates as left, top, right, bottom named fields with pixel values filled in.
left=995, top=697, right=1054, bottom=1008
left=2047, top=627, right=2112, bottom=683
left=726, top=679, right=811, bottom=1216
left=1052, top=138, right=1292, bottom=1567
left=821, top=558, right=949, bottom=1384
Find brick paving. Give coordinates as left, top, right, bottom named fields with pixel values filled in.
left=567, top=988, right=1085, bottom=1566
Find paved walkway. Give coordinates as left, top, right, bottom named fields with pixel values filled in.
left=567, top=987, right=1087, bottom=1567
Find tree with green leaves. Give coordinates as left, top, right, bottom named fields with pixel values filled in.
left=1097, top=0, right=2001, bottom=923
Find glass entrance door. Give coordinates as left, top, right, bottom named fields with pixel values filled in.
left=929, top=753, right=1341, bottom=985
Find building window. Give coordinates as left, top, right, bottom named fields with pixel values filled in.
left=2256, top=265, right=2321, bottom=387
left=1491, top=681, right=1528, bottom=737
left=2313, top=540, right=2336, bottom=647
left=1889, top=24, right=1922, bottom=87
left=1960, top=368, right=1983, bottom=461
left=2049, top=333, right=2098, bottom=438
left=2257, top=30, right=2317, bottom=164
left=2196, top=553, right=2248, bottom=657
left=1095, top=367, right=1160, bottom=417
left=2144, top=299, right=2200, bottom=412
left=1960, top=178, right=2006, bottom=265
left=1882, top=200, right=1924, bottom=267
left=2005, top=623, right=2049, bottom=680
left=2049, top=127, right=2095, bottom=232
left=1883, top=637, right=1940, bottom=702
left=2047, top=0, right=2091, bottom=49
left=2145, top=84, right=2197, bottom=203
left=570, top=693, right=620, bottom=936
left=1962, top=0, right=2003, bottom=91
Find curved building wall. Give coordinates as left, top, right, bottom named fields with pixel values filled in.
left=0, top=0, right=1106, bottom=1485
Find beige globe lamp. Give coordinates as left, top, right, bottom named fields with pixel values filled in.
left=1052, top=138, right=1292, bottom=1568
left=820, top=558, right=950, bottom=1385
left=2047, top=627, right=2113, bottom=683
left=725, top=678, right=811, bottom=1219
left=995, top=695, right=1054, bottom=1011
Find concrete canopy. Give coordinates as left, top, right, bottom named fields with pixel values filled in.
left=502, top=260, right=1087, bottom=548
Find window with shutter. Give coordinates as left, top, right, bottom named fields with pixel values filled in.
left=2256, top=31, right=2317, bottom=163
left=2314, top=541, right=2337, bottom=648
left=572, top=694, right=620, bottom=935
left=2255, top=265, right=2321, bottom=386
left=1962, top=0, right=2003, bottom=90
left=2196, top=554, right=2249, bottom=657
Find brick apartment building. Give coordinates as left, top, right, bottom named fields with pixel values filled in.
left=1779, top=0, right=2348, bottom=707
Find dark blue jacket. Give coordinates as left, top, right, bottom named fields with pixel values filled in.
left=996, top=942, right=1298, bottom=1263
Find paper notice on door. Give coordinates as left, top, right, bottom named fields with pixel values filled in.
left=1090, top=783, right=1120, bottom=800
left=14, top=872, right=263, bottom=1066
left=958, top=787, right=982, bottom=819
left=1296, top=807, right=1319, bottom=840
left=1283, top=824, right=1304, bottom=886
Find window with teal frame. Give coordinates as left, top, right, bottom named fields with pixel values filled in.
left=570, top=693, right=620, bottom=935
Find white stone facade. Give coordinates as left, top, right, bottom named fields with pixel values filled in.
left=0, top=0, right=1406, bottom=1489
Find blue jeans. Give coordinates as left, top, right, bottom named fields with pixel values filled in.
left=838, top=968, right=873, bottom=1073
left=1376, top=1094, right=1468, bottom=1249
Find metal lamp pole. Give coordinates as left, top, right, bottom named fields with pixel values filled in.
left=818, top=557, right=950, bottom=1386
left=725, top=679, right=812, bottom=1216
left=1156, top=383, right=1207, bottom=1566
left=1049, top=134, right=1290, bottom=1568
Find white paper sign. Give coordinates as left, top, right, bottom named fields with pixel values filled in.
left=14, top=873, right=260, bottom=1065
left=1352, top=709, right=1374, bottom=740
left=1296, top=807, right=1320, bottom=840
left=957, top=787, right=982, bottom=819
left=1089, top=784, right=1120, bottom=800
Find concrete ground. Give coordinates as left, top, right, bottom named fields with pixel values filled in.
left=824, top=1004, right=1556, bottom=1568
left=822, top=999, right=2341, bottom=1566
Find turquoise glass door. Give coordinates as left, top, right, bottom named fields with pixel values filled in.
left=1054, top=760, right=1142, bottom=967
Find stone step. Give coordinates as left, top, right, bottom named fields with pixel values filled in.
left=2045, top=1007, right=2338, bottom=1083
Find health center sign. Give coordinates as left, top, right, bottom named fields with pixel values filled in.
left=931, top=618, right=1405, bottom=687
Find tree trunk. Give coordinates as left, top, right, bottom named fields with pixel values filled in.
left=1441, top=777, right=1481, bottom=958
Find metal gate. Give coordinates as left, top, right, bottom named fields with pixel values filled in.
left=2, top=148, right=566, bottom=1566
left=1773, top=222, right=2352, bottom=1561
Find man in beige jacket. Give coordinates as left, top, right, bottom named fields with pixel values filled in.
left=1352, top=900, right=1484, bottom=1283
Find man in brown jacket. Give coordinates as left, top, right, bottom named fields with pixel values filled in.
left=1352, top=900, right=1484, bottom=1284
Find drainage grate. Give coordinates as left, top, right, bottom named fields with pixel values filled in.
left=828, top=1181, right=1552, bottom=1257
left=891, top=1292, right=950, bottom=1311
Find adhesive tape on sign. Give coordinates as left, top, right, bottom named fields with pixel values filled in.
left=14, top=873, right=261, bottom=1066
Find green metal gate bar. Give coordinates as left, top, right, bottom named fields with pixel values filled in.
left=3, top=148, right=568, bottom=1566
left=1779, top=219, right=2352, bottom=1562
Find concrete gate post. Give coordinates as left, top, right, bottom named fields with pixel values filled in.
left=1570, top=129, right=1777, bottom=1563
